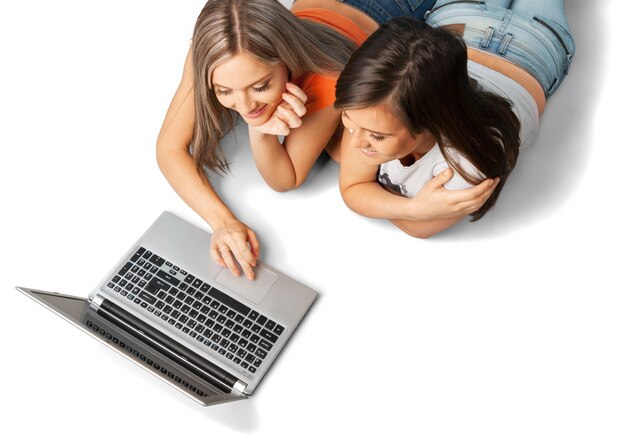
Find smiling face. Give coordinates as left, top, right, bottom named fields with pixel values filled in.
left=211, top=51, right=289, bottom=126
left=341, top=103, right=436, bottom=166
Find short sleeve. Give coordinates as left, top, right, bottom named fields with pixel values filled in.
left=432, top=151, right=484, bottom=190
left=293, top=73, right=338, bottom=115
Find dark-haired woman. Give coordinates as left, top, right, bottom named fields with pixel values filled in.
left=334, top=0, right=574, bottom=237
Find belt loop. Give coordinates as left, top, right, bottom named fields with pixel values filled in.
left=498, top=33, right=513, bottom=55
left=480, top=26, right=495, bottom=49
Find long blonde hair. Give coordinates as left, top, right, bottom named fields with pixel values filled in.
left=191, top=0, right=356, bottom=177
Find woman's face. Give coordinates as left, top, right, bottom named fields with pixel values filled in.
left=211, top=51, right=289, bottom=126
left=341, top=104, right=435, bottom=165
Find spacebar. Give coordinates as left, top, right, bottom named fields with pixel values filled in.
left=207, top=287, right=250, bottom=316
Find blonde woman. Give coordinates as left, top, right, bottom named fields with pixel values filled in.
left=158, top=0, right=460, bottom=279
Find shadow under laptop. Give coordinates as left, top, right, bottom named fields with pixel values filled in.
left=197, top=396, right=261, bottom=430
left=437, top=0, right=605, bottom=239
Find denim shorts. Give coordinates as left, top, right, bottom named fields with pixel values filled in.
left=339, top=0, right=437, bottom=23
left=424, top=0, right=575, bottom=97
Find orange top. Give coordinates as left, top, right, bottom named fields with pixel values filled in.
left=292, top=8, right=368, bottom=114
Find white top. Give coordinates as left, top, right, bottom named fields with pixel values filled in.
left=378, top=60, right=540, bottom=196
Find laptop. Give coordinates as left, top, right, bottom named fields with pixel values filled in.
left=16, top=211, right=318, bottom=406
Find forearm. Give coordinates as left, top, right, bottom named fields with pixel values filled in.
left=248, top=130, right=298, bottom=192
left=156, top=146, right=237, bottom=229
left=341, top=182, right=418, bottom=220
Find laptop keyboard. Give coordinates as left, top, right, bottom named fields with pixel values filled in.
left=106, top=247, right=285, bottom=375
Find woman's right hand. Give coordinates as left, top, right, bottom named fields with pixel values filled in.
left=209, top=218, right=260, bottom=280
left=406, top=169, right=499, bottom=220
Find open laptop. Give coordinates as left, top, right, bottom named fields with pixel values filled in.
left=16, top=211, right=318, bottom=406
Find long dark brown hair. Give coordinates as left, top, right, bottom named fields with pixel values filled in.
left=191, top=0, right=356, bottom=178
left=335, top=17, right=521, bottom=220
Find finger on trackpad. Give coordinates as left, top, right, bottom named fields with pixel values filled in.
left=214, top=265, right=277, bottom=304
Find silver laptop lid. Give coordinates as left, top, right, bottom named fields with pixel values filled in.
left=16, top=287, right=246, bottom=406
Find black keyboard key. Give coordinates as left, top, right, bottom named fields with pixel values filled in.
left=138, top=292, right=157, bottom=305
left=260, top=329, right=278, bottom=343
left=249, top=311, right=259, bottom=321
left=245, top=353, right=255, bottom=363
left=149, top=254, right=165, bottom=267
left=156, top=269, right=181, bottom=287
left=249, top=366, right=257, bottom=374
left=146, top=278, right=169, bottom=294
left=118, top=262, right=133, bottom=276
left=200, top=283, right=211, bottom=293
left=256, top=348, right=267, bottom=359
left=265, top=320, right=276, bottom=330
left=259, top=339, right=272, bottom=351
left=207, top=287, right=250, bottom=316
left=256, top=315, right=268, bottom=326
left=273, top=325, right=285, bottom=336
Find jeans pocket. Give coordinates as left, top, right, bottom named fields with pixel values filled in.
left=532, top=16, right=575, bottom=62
left=424, top=1, right=485, bottom=19
left=407, top=0, right=425, bottom=11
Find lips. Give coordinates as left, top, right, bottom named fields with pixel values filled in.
left=245, top=104, right=267, bottom=119
left=360, top=148, right=377, bottom=157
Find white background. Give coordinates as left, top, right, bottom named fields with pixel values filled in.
left=1, top=1, right=624, bottom=436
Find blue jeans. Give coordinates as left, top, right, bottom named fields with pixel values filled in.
left=425, top=0, right=574, bottom=97
left=339, top=0, right=437, bottom=23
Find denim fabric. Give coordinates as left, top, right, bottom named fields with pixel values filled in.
left=424, top=0, right=575, bottom=97
left=339, top=0, right=437, bottom=23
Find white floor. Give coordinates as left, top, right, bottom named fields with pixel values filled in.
left=1, top=1, right=624, bottom=437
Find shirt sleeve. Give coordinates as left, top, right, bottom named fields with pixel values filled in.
left=298, top=73, right=338, bottom=115
left=432, top=153, right=484, bottom=190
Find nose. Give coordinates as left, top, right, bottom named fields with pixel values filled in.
left=347, top=128, right=369, bottom=149
left=233, top=92, right=256, bottom=115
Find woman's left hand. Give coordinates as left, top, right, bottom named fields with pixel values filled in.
left=249, top=82, right=307, bottom=136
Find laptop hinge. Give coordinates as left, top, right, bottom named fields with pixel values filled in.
left=90, top=294, right=247, bottom=395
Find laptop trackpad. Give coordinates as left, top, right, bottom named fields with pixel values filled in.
left=214, top=266, right=277, bottom=304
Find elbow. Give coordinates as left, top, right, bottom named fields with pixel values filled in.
left=404, top=229, right=436, bottom=239
left=267, top=175, right=305, bottom=193
left=394, top=221, right=440, bottom=239
left=155, top=140, right=168, bottom=173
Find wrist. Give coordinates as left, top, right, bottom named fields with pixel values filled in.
left=248, top=126, right=270, bottom=141
left=204, top=208, right=237, bottom=232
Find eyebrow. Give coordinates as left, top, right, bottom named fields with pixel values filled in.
left=342, top=111, right=395, bottom=137
left=212, top=72, right=273, bottom=90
